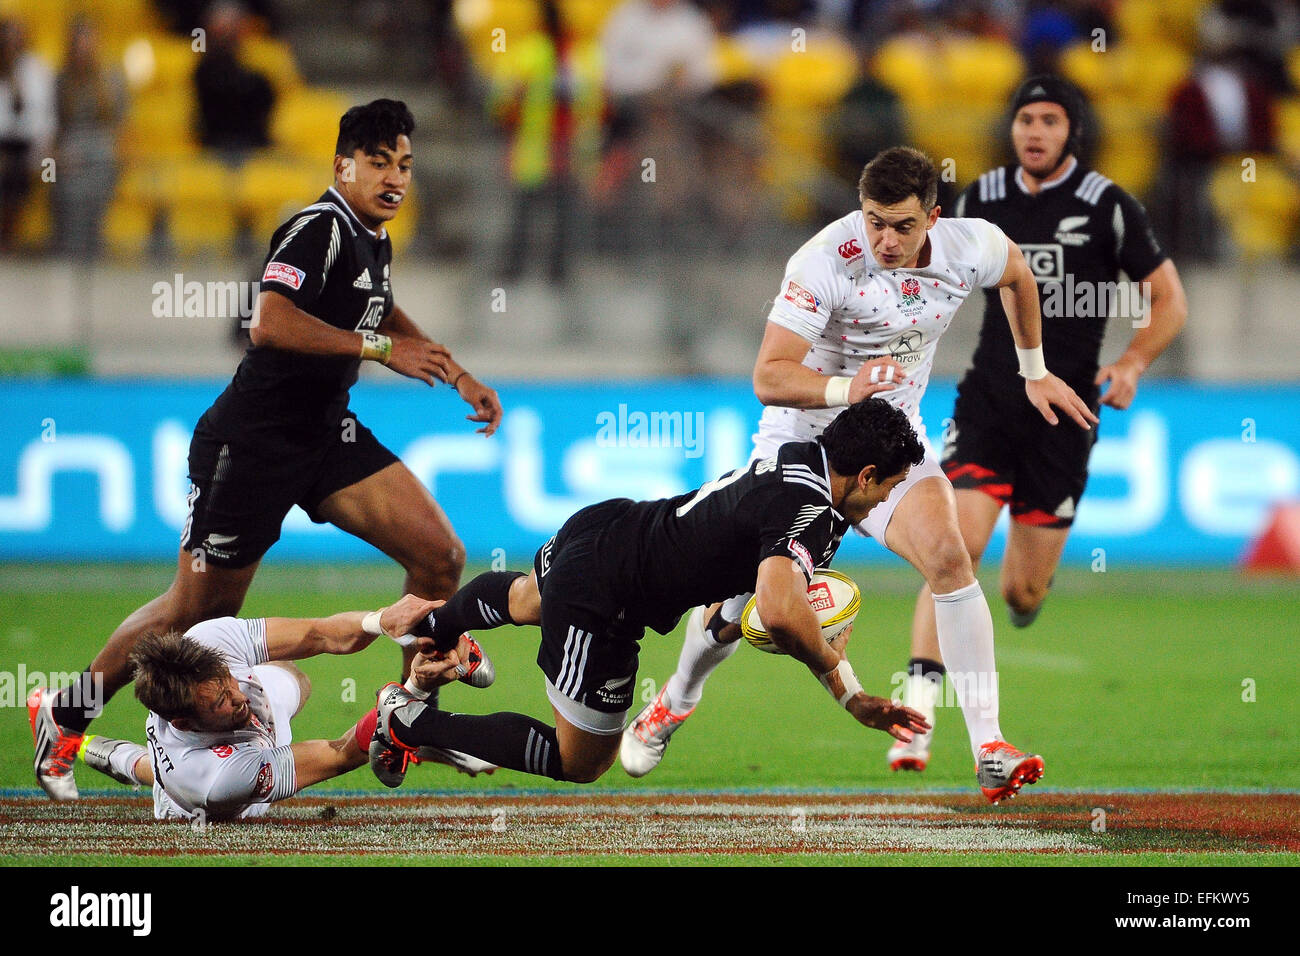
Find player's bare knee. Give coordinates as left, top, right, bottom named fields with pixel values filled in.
left=925, top=540, right=976, bottom=594
left=405, top=534, right=466, bottom=591
left=1002, top=580, right=1045, bottom=615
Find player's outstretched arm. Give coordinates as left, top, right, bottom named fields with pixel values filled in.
left=995, top=240, right=1098, bottom=430
left=290, top=650, right=467, bottom=793
left=382, top=304, right=503, bottom=434
left=250, top=292, right=450, bottom=383
left=753, top=323, right=904, bottom=409
left=1095, top=259, right=1188, bottom=410
left=263, top=594, right=441, bottom=661
left=755, top=556, right=842, bottom=673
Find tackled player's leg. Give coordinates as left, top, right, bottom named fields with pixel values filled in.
left=29, top=547, right=260, bottom=800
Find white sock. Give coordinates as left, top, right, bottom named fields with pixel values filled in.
left=901, top=672, right=941, bottom=731
left=664, top=606, right=739, bottom=713
left=932, top=581, right=1002, bottom=758
left=110, top=742, right=148, bottom=785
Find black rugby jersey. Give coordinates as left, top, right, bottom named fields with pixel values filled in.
left=955, top=160, right=1166, bottom=392
left=584, top=440, right=852, bottom=634
left=204, top=188, right=395, bottom=448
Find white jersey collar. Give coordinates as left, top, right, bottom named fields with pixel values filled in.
left=1015, top=155, right=1078, bottom=196
left=327, top=186, right=387, bottom=240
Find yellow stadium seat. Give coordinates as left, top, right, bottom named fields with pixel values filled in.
left=1208, top=154, right=1300, bottom=258
left=1093, top=103, right=1159, bottom=196
left=143, top=34, right=201, bottom=95
left=241, top=35, right=303, bottom=95
left=15, top=181, right=52, bottom=250
left=102, top=195, right=154, bottom=259
left=944, top=37, right=1023, bottom=108
left=1276, top=96, right=1300, bottom=164
left=118, top=88, right=199, bottom=160
left=561, top=0, right=615, bottom=42
left=872, top=36, right=941, bottom=110
left=766, top=40, right=857, bottom=108
left=1060, top=39, right=1126, bottom=102
left=236, top=153, right=324, bottom=237
left=271, top=89, right=352, bottom=163
left=714, top=35, right=759, bottom=86
left=457, top=0, right=543, bottom=71
left=1124, top=40, right=1191, bottom=112
left=165, top=156, right=238, bottom=255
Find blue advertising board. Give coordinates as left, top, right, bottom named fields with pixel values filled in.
left=1, top=379, right=1296, bottom=565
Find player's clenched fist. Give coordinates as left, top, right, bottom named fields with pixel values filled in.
left=847, top=694, right=932, bottom=742
left=848, top=356, right=907, bottom=403
left=387, top=336, right=452, bottom=385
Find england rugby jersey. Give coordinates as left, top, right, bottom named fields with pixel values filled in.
left=144, top=617, right=296, bottom=821
left=757, top=212, right=1009, bottom=444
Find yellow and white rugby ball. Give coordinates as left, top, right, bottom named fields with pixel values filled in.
left=741, top=569, right=861, bottom=654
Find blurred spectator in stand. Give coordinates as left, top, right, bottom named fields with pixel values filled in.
left=54, top=18, right=125, bottom=259
left=1153, top=4, right=1279, bottom=259
left=825, top=43, right=906, bottom=216
left=194, top=1, right=275, bottom=164
left=0, top=18, right=56, bottom=251
left=596, top=0, right=718, bottom=206
left=493, top=0, right=602, bottom=283
left=156, top=0, right=282, bottom=35
left=1018, top=3, right=1081, bottom=75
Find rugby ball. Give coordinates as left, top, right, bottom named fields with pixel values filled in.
left=740, top=569, right=861, bottom=654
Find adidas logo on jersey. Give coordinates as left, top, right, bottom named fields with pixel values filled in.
left=352, top=268, right=373, bottom=289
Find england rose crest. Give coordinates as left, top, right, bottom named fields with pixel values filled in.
left=899, top=277, right=922, bottom=305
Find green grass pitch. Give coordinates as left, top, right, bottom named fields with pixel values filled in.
left=1, top=561, right=1297, bottom=865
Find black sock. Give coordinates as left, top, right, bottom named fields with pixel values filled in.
left=394, top=706, right=565, bottom=780
left=50, top=671, right=104, bottom=733
left=908, top=657, right=945, bottom=685
left=411, top=571, right=524, bottom=651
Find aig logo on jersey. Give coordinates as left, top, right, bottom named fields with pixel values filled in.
left=354, top=296, right=386, bottom=331
left=1020, top=244, right=1064, bottom=283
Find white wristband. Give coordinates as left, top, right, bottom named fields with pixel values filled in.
left=818, top=659, right=864, bottom=708
left=403, top=675, right=432, bottom=700
left=361, top=609, right=387, bottom=636
left=1015, top=345, right=1048, bottom=381
left=824, top=376, right=852, bottom=407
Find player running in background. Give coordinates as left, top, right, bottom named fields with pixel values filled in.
left=30, top=98, right=503, bottom=800
left=888, top=76, right=1187, bottom=773
left=623, top=146, right=1097, bottom=803
left=366, top=400, right=930, bottom=787
left=80, top=595, right=492, bottom=820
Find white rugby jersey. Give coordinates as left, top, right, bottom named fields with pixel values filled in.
left=757, top=211, right=1010, bottom=444
left=145, top=617, right=297, bottom=820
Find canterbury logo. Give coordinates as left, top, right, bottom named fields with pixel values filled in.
left=838, top=239, right=862, bottom=259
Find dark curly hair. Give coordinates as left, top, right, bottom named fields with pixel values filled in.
left=820, top=398, right=925, bottom=481
left=131, top=630, right=231, bottom=723
left=858, top=146, right=939, bottom=210
left=336, top=98, right=415, bottom=158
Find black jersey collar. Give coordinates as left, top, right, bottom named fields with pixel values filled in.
left=325, top=187, right=388, bottom=240
left=1014, top=155, right=1079, bottom=196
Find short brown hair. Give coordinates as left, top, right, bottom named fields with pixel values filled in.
left=858, top=146, right=939, bottom=210
left=131, top=631, right=230, bottom=722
